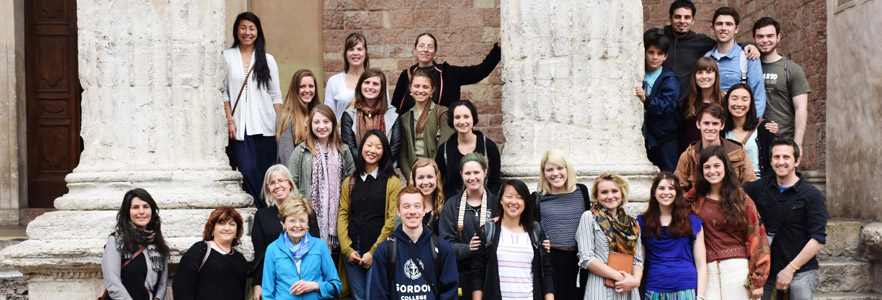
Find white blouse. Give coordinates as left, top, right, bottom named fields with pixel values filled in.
left=223, top=46, right=283, bottom=141
left=324, top=72, right=355, bottom=122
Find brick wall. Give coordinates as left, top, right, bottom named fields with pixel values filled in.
left=643, top=0, right=827, bottom=170
left=322, top=0, right=826, bottom=170
left=322, top=0, right=505, bottom=144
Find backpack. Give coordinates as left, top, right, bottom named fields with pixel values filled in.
left=386, top=234, right=442, bottom=298
left=533, top=183, right=591, bottom=223
left=705, top=48, right=748, bottom=84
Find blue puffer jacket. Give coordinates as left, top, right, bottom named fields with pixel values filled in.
left=262, top=233, right=342, bottom=300
left=642, top=67, right=681, bottom=148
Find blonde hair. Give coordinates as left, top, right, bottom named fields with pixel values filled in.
left=261, top=164, right=297, bottom=207
left=408, top=158, right=445, bottom=216
left=277, top=193, right=314, bottom=222
left=537, top=149, right=577, bottom=194
left=591, top=172, right=630, bottom=205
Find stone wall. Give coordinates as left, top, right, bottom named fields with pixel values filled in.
left=642, top=0, right=827, bottom=170
left=0, top=0, right=24, bottom=225
left=826, top=0, right=882, bottom=220
left=322, top=0, right=505, bottom=143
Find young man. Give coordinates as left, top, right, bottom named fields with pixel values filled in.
left=674, top=103, right=757, bottom=190
left=753, top=17, right=811, bottom=151
left=743, top=138, right=827, bottom=300
left=645, top=0, right=759, bottom=102
left=635, top=32, right=681, bottom=172
left=371, top=186, right=459, bottom=300
left=707, top=7, right=768, bottom=118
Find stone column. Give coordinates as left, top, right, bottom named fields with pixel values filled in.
left=0, top=0, right=24, bottom=225
left=499, top=0, right=657, bottom=206
left=0, top=1, right=253, bottom=298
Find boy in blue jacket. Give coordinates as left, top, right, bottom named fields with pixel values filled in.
left=636, top=31, right=681, bottom=172
left=371, top=186, right=459, bottom=300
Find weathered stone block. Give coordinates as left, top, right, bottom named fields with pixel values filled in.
left=818, top=260, right=873, bottom=293
left=820, top=219, right=862, bottom=258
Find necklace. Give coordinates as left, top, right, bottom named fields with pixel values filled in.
left=211, top=241, right=233, bottom=254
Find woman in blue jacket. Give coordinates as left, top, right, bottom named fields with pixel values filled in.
left=635, top=32, right=681, bottom=172
left=262, top=194, right=341, bottom=299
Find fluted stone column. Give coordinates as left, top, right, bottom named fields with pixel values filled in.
left=500, top=0, right=657, bottom=207
left=0, top=1, right=253, bottom=298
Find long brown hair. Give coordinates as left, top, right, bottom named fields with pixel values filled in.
left=684, top=57, right=723, bottom=120
left=343, top=33, right=369, bottom=72
left=351, top=69, right=388, bottom=112
left=695, top=145, right=749, bottom=234
left=723, top=83, right=759, bottom=131
left=305, top=104, right=344, bottom=156
left=641, top=172, right=692, bottom=239
left=409, top=158, right=445, bottom=218
left=277, top=69, right=321, bottom=144
left=410, top=69, right=436, bottom=136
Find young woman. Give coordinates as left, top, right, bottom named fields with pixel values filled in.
left=340, top=69, right=402, bottom=160
left=288, top=104, right=355, bottom=255
left=101, top=188, right=170, bottom=300
left=173, top=207, right=247, bottom=300
left=337, top=130, right=402, bottom=300
left=534, top=149, right=590, bottom=299
left=575, top=172, right=643, bottom=300
left=687, top=146, right=769, bottom=300
left=723, top=83, right=778, bottom=178
left=472, top=179, right=554, bottom=300
left=439, top=153, right=499, bottom=300
left=398, top=68, right=455, bottom=179
left=408, top=158, right=446, bottom=233
left=680, top=57, right=724, bottom=152
left=262, top=194, right=342, bottom=299
left=637, top=173, right=707, bottom=300
left=251, top=164, right=301, bottom=300
left=326, top=33, right=369, bottom=121
left=391, top=33, right=501, bottom=113
left=277, top=69, right=321, bottom=164
left=223, top=12, right=283, bottom=209
left=435, top=100, right=501, bottom=199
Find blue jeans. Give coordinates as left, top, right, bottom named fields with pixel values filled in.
left=344, top=251, right=372, bottom=300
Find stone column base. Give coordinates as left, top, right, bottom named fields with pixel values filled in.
left=24, top=272, right=104, bottom=300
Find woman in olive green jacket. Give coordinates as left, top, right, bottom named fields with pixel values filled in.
left=397, top=69, right=455, bottom=179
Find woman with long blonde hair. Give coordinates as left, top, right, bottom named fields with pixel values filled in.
left=277, top=69, right=322, bottom=164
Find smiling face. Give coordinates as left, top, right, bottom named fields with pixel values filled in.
left=461, top=161, right=486, bottom=192
left=452, top=105, right=474, bottom=134
left=212, top=218, right=238, bottom=245
left=771, top=144, right=800, bottom=179
left=398, top=192, right=425, bottom=230
left=712, top=15, right=739, bottom=44
left=413, top=35, right=436, bottom=65
left=500, top=185, right=526, bottom=221
left=311, top=111, right=333, bottom=140
left=236, top=19, right=257, bottom=47
left=361, top=134, right=384, bottom=167
left=346, top=41, right=366, bottom=68
left=596, top=180, right=623, bottom=211
left=670, top=7, right=695, bottom=35
left=753, top=25, right=780, bottom=55
left=697, top=113, right=724, bottom=143
left=727, top=88, right=751, bottom=119
left=282, top=212, right=310, bottom=242
left=410, top=76, right=434, bottom=105
left=646, top=45, right=667, bottom=72
left=129, top=197, right=152, bottom=229
left=360, top=75, right=382, bottom=101
left=654, top=179, right=677, bottom=208
left=268, top=171, right=292, bottom=203
left=299, top=76, right=316, bottom=104
left=543, top=161, right=568, bottom=191
left=702, top=156, right=726, bottom=186
left=413, top=165, right=438, bottom=196
left=695, top=69, right=716, bottom=91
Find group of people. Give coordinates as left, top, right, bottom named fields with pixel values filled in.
left=99, top=1, right=828, bottom=300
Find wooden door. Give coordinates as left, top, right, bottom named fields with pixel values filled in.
left=25, top=0, right=81, bottom=208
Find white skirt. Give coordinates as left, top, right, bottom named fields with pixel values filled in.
left=706, top=258, right=750, bottom=300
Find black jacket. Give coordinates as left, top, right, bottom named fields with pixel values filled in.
left=471, top=221, right=554, bottom=300
left=340, top=110, right=403, bottom=161
left=391, top=43, right=501, bottom=113
left=434, top=130, right=501, bottom=199
left=438, top=188, right=499, bottom=291
left=726, top=119, right=776, bottom=178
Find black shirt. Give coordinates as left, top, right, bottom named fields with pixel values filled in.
left=743, top=174, right=828, bottom=275
left=434, top=130, right=502, bottom=198
left=349, top=172, right=390, bottom=254
left=173, top=241, right=248, bottom=300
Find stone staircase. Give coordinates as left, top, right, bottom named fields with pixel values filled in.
left=816, top=219, right=882, bottom=299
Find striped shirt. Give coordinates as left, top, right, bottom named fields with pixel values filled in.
left=497, top=226, right=534, bottom=300
left=539, top=190, right=586, bottom=247
left=576, top=210, right=643, bottom=300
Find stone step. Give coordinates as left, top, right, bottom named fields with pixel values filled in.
left=821, top=219, right=864, bottom=258
left=818, top=259, right=874, bottom=293
left=816, top=293, right=882, bottom=300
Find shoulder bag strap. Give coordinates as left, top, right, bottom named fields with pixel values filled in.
left=230, top=67, right=253, bottom=117
left=401, top=241, right=439, bottom=300
left=741, top=119, right=763, bottom=145
left=199, top=241, right=212, bottom=272
left=101, top=246, right=148, bottom=300
left=387, top=237, right=398, bottom=290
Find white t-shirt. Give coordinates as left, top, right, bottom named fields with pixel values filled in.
left=497, top=226, right=534, bottom=300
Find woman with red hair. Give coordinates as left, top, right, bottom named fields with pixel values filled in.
left=173, top=207, right=248, bottom=300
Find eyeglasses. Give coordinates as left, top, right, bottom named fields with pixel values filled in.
left=417, top=44, right=435, bottom=51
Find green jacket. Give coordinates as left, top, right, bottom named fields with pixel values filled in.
left=287, top=141, right=355, bottom=201
left=397, top=103, right=454, bottom=179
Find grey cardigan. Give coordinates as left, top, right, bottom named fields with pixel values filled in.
left=287, top=141, right=355, bottom=201
left=101, top=235, right=168, bottom=300
left=276, top=113, right=300, bottom=164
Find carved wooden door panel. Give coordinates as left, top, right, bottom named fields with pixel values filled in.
left=26, top=0, right=81, bottom=208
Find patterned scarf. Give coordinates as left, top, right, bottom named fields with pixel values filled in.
left=591, top=202, right=640, bottom=256
left=282, top=231, right=310, bottom=261
left=117, top=222, right=164, bottom=272
left=354, top=99, right=386, bottom=141
left=310, top=141, right=342, bottom=250
left=456, top=188, right=489, bottom=232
